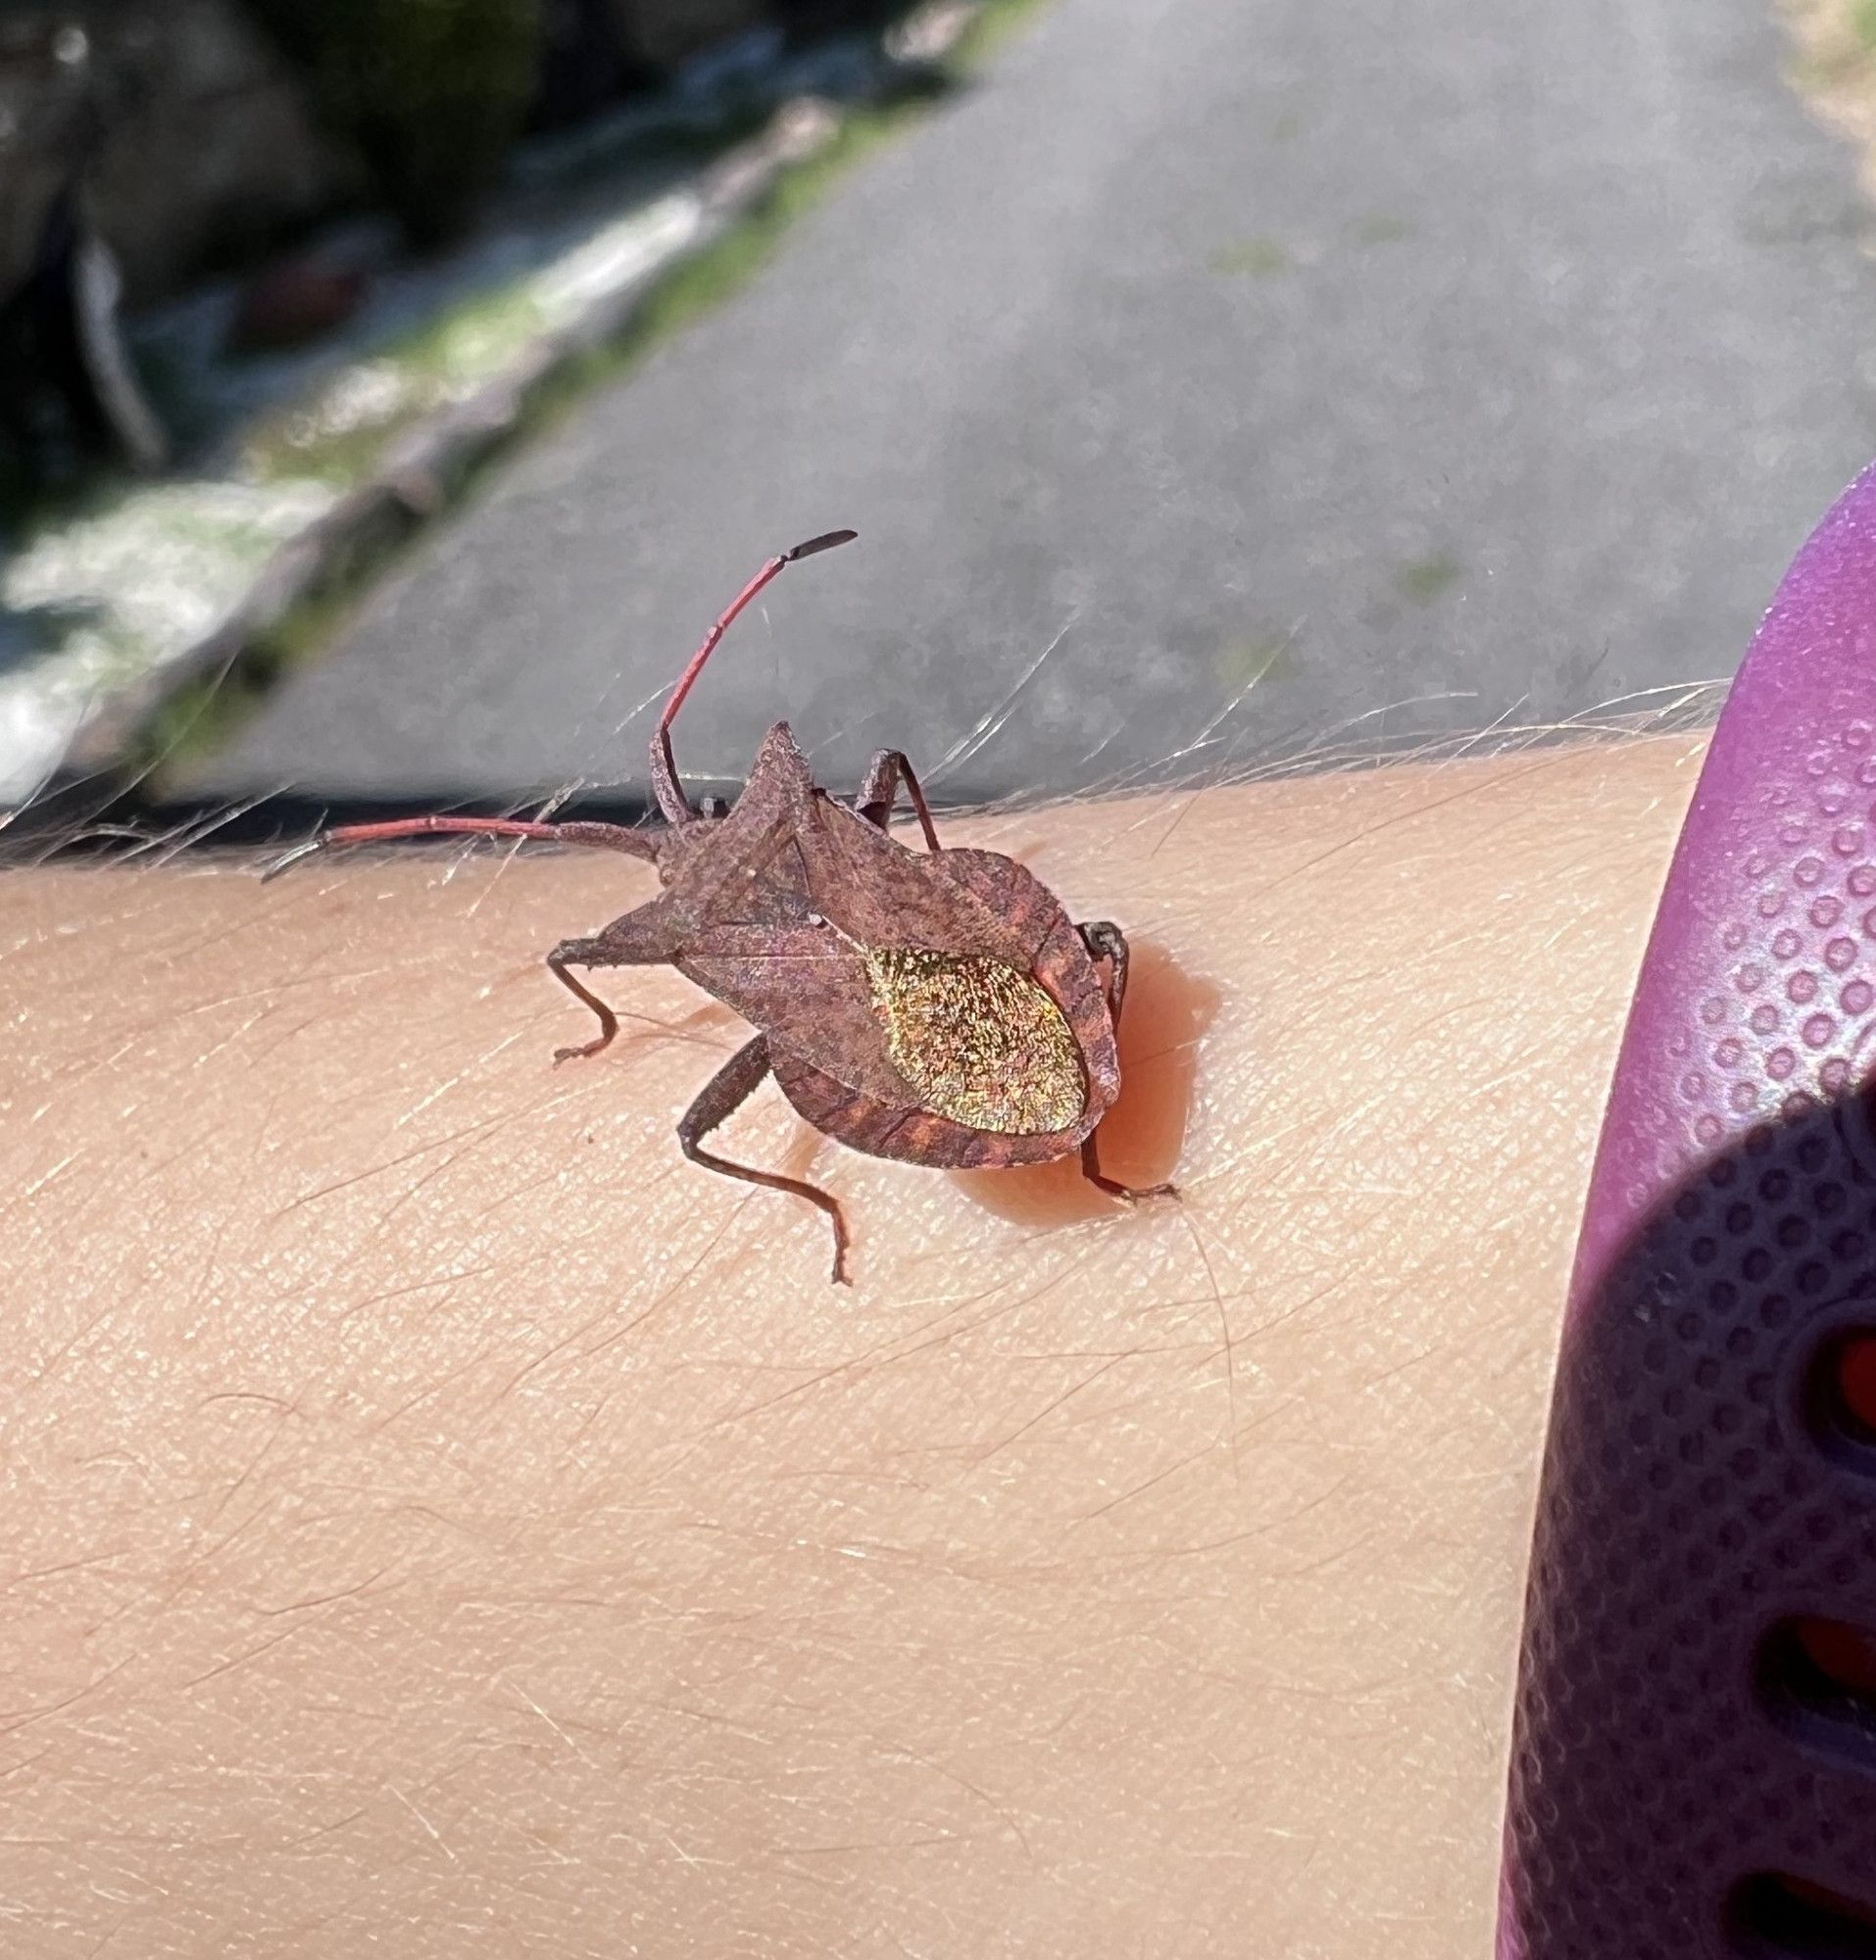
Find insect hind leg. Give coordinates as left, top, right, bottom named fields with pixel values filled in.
left=678, top=1035, right=853, bottom=1284
left=1075, top=918, right=1177, bottom=1203
left=1077, top=920, right=1130, bottom=1014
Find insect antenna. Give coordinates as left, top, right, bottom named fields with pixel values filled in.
left=260, top=813, right=658, bottom=881
left=264, top=529, right=855, bottom=881
left=650, top=528, right=857, bottom=825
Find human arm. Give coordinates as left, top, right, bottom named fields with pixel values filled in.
left=1, top=732, right=1701, bottom=1958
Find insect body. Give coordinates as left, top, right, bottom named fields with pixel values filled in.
left=271, top=531, right=1174, bottom=1281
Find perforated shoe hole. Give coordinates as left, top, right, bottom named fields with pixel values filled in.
left=1727, top=1871, right=1876, bottom=1958
left=1757, top=1616, right=1876, bottom=1764
left=1801, top=1328, right=1876, bottom=1466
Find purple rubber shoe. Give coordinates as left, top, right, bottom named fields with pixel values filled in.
left=1500, top=463, right=1876, bottom=1958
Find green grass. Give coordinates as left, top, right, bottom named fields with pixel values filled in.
left=1214, top=629, right=1299, bottom=691
left=944, top=0, right=1058, bottom=73
left=251, top=409, right=411, bottom=492
left=1396, top=551, right=1461, bottom=603
left=131, top=571, right=376, bottom=781
left=1782, top=2, right=1876, bottom=95
left=1346, top=211, right=1410, bottom=246
left=568, top=117, right=913, bottom=386
left=137, top=637, right=289, bottom=773
left=244, top=283, right=551, bottom=486
left=1210, top=237, right=1291, bottom=278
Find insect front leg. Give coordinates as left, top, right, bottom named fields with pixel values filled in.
left=545, top=891, right=695, bottom=1064
left=678, top=1035, right=854, bottom=1285
left=853, top=750, right=942, bottom=852
left=545, top=938, right=631, bottom=1063
left=1075, top=919, right=1178, bottom=1203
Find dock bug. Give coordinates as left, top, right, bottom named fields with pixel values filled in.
left=269, top=531, right=1176, bottom=1282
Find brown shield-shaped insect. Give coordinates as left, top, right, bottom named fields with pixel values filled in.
left=270, top=530, right=1175, bottom=1282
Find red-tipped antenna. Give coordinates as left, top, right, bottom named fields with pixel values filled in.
left=650, top=528, right=857, bottom=823
left=260, top=811, right=658, bottom=881
left=261, top=530, right=856, bottom=881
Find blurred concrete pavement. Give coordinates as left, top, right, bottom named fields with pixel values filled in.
left=189, top=0, right=1876, bottom=807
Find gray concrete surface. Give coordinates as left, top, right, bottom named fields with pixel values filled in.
left=191, top=0, right=1876, bottom=808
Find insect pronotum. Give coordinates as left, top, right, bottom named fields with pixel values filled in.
left=269, top=531, right=1176, bottom=1281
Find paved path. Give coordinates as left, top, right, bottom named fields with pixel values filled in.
left=194, top=0, right=1876, bottom=808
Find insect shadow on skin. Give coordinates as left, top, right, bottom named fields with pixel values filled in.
left=954, top=938, right=1216, bottom=1229
left=266, top=530, right=1180, bottom=1284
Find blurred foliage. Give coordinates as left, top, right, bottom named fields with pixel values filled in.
left=243, top=0, right=544, bottom=243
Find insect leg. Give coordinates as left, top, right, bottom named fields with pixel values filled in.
left=546, top=890, right=697, bottom=1062
left=852, top=750, right=942, bottom=851
left=1077, top=919, right=1130, bottom=1014
left=1075, top=920, right=1178, bottom=1203
left=545, top=937, right=632, bottom=1063
left=678, top=1035, right=854, bottom=1285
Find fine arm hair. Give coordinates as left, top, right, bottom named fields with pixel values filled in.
left=1, top=733, right=1701, bottom=1959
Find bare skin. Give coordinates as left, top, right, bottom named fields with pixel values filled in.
left=1, top=733, right=1703, bottom=1959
